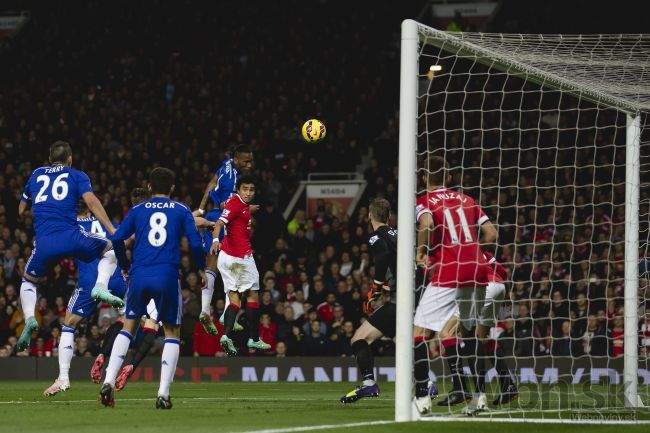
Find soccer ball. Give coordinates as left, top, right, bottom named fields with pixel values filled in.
left=301, top=119, right=326, bottom=143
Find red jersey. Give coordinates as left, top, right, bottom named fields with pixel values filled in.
left=416, top=188, right=488, bottom=288
left=219, top=194, right=252, bottom=258
left=483, top=251, right=507, bottom=283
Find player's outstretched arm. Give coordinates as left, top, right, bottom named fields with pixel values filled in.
left=111, top=210, right=137, bottom=271
left=195, top=175, right=218, bottom=216
left=18, top=200, right=29, bottom=217
left=479, top=219, right=498, bottom=249
left=416, top=212, right=433, bottom=268
left=208, top=220, right=225, bottom=256
left=83, top=192, right=116, bottom=236
left=183, top=209, right=207, bottom=271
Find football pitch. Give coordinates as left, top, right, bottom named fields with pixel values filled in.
left=1, top=382, right=649, bottom=433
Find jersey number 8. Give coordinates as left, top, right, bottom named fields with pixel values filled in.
left=148, top=212, right=168, bottom=247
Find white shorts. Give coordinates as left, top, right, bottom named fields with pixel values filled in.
left=478, top=282, right=505, bottom=327
left=455, top=286, right=485, bottom=331
left=217, top=250, right=260, bottom=293
left=413, top=285, right=457, bottom=332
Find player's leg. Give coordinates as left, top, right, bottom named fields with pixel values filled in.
left=455, top=286, right=487, bottom=414
left=199, top=252, right=219, bottom=336
left=75, top=229, right=122, bottom=308
left=92, top=273, right=128, bottom=382
left=17, top=275, right=40, bottom=352
left=340, top=316, right=384, bottom=403
left=217, top=251, right=242, bottom=355
left=17, top=243, right=47, bottom=351
left=245, top=262, right=270, bottom=351
left=116, top=313, right=159, bottom=392
left=220, top=290, right=241, bottom=355
left=219, top=291, right=243, bottom=331
left=156, top=324, right=180, bottom=409
left=479, top=282, right=518, bottom=405
left=92, top=318, right=124, bottom=383
left=43, top=311, right=84, bottom=396
left=436, top=317, right=473, bottom=407
left=99, top=317, right=138, bottom=407
left=100, top=275, right=147, bottom=407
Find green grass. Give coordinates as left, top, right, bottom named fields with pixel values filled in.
left=0, top=381, right=649, bottom=433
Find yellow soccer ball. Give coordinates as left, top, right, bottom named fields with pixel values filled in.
left=301, top=119, right=327, bottom=143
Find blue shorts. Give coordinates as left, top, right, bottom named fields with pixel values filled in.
left=68, top=274, right=127, bottom=318
left=202, top=209, right=225, bottom=253
left=26, top=228, right=108, bottom=278
left=125, top=267, right=182, bottom=325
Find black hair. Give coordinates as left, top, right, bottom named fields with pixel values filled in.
left=149, top=167, right=175, bottom=195
left=49, top=141, right=72, bottom=164
left=130, top=187, right=150, bottom=206
left=78, top=199, right=89, bottom=216
left=236, top=174, right=256, bottom=190
left=233, top=144, right=252, bottom=156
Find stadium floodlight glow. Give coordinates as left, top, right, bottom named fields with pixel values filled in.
left=398, top=19, right=650, bottom=423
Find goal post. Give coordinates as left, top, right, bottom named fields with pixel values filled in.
left=396, top=19, right=650, bottom=422
left=395, top=18, right=419, bottom=422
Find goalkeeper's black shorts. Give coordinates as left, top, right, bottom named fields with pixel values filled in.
left=367, top=301, right=396, bottom=338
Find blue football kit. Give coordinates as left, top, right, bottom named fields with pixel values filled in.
left=112, top=197, right=205, bottom=325
left=203, top=158, right=238, bottom=250
left=21, top=164, right=108, bottom=278
left=67, top=217, right=126, bottom=318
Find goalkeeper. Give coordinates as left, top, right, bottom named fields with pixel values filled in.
left=340, top=198, right=398, bottom=404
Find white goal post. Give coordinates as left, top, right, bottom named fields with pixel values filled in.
left=396, top=19, right=650, bottom=422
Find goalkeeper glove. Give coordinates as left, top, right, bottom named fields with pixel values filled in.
left=363, top=280, right=385, bottom=314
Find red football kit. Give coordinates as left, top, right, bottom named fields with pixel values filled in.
left=218, top=194, right=252, bottom=258
left=416, top=187, right=488, bottom=288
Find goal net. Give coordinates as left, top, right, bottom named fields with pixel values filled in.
left=395, top=20, right=650, bottom=423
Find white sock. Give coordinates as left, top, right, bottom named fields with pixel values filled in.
left=362, top=379, right=376, bottom=386
left=158, top=338, right=180, bottom=398
left=201, top=271, right=216, bottom=314
left=58, top=326, right=75, bottom=381
left=20, top=279, right=38, bottom=322
left=104, top=330, right=132, bottom=386
left=95, top=249, right=117, bottom=290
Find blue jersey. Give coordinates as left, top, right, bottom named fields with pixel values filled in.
left=21, top=164, right=93, bottom=236
left=67, top=216, right=126, bottom=318
left=76, top=216, right=122, bottom=283
left=112, top=197, right=206, bottom=274
left=208, top=158, right=238, bottom=215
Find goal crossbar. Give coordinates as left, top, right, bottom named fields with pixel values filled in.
left=416, top=25, right=650, bottom=115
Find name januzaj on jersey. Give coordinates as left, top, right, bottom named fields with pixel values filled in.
left=428, top=191, right=468, bottom=206
left=145, top=202, right=176, bottom=209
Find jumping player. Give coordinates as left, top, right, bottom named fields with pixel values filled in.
left=412, top=156, right=497, bottom=414
left=100, top=167, right=206, bottom=409
left=195, top=145, right=254, bottom=335
left=17, top=141, right=122, bottom=352
left=208, top=175, right=270, bottom=354
left=43, top=201, right=127, bottom=396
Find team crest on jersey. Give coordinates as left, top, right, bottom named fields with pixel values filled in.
left=369, top=235, right=379, bottom=245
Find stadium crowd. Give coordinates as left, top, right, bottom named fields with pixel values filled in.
left=0, top=0, right=649, bottom=363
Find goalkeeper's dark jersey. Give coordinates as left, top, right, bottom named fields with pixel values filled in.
left=368, top=225, right=397, bottom=298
